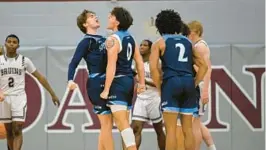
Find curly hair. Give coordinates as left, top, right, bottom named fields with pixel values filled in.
left=182, top=22, right=190, bottom=37
left=111, top=7, right=133, bottom=31
left=155, top=9, right=182, bottom=35
left=77, top=9, right=95, bottom=34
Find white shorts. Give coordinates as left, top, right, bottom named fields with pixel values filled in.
left=132, top=95, right=162, bottom=124
left=0, top=93, right=27, bottom=123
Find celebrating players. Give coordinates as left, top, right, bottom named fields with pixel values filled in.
left=67, top=10, right=115, bottom=150
left=100, top=7, right=145, bottom=150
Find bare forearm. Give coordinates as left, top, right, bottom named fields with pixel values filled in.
left=145, top=80, right=156, bottom=87
left=136, top=65, right=145, bottom=85
left=151, top=69, right=161, bottom=90
left=104, top=64, right=116, bottom=91
left=195, top=65, right=208, bottom=86
left=38, top=77, right=56, bottom=97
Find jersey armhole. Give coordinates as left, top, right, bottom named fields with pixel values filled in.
left=111, top=34, right=122, bottom=53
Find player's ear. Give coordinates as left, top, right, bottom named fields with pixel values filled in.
left=17, top=44, right=20, bottom=49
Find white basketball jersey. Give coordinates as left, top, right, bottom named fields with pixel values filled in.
left=194, top=39, right=210, bottom=58
left=0, top=54, right=36, bottom=95
left=137, top=61, right=158, bottom=99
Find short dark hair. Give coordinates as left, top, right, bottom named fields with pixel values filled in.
left=143, top=39, right=153, bottom=49
left=182, top=23, right=190, bottom=37
left=77, top=9, right=95, bottom=34
left=155, top=9, right=182, bottom=35
left=5, top=34, right=20, bottom=44
left=111, top=7, right=133, bottom=31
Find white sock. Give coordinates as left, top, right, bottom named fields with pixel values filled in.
left=208, top=144, right=217, bottom=150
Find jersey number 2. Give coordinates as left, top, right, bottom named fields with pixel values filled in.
left=127, top=43, right=133, bottom=61
left=176, top=43, right=188, bottom=62
left=8, top=77, right=14, bottom=87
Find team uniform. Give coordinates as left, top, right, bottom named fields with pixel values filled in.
left=106, top=31, right=135, bottom=110
left=160, top=34, right=197, bottom=114
left=68, top=34, right=108, bottom=114
left=193, top=39, right=209, bottom=117
left=0, top=54, right=36, bottom=123
left=132, top=62, right=162, bottom=123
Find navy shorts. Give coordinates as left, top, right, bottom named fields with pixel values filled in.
left=193, top=86, right=201, bottom=117
left=107, top=76, right=134, bottom=109
left=161, top=76, right=198, bottom=114
left=87, top=74, right=111, bottom=115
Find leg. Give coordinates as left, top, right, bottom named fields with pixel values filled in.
left=180, top=115, right=194, bottom=150
left=153, top=121, right=165, bottom=150
left=200, top=122, right=216, bottom=150
left=163, top=112, right=178, bottom=150
left=98, top=130, right=105, bottom=150
left=176, top=120, right=185, bottom=150
left=122, top=110, right=131, bottom=150
left=193, top=117, right=202, bottom=150
left=110, top=105, right=136, bottom=150
left=97, top=114, right=114, bottom=150
left=12, top=121, right=23, bottom=150
left=4, top=123, right=13, bottom=150
left=132, top=120, right=144, bottom=149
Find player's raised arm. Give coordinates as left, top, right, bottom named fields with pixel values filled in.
left=100, top=36, right=119, bottom=99
left=67, top=38, right=91, bottom=90
left=192, top=47, right=208, bottom=86
left=133, top=43, right=145, bottom=93
left=26, top=57, right=60, bottom=107
left=149, top=39, right=162, bottom=93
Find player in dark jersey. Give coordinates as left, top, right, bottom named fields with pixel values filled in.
left=149, top=10, right=208, bottom=150
left=100, top=7, right=145, bottom=150
left=67, top=10, right=114, bottom=150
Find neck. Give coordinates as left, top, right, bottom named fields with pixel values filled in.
left=86, top=28, right=97, bottom=35
left=112, top=27, right=118, bottom=32
left=142, top=53, right=150, bottom=62
left=6, top=52, right=17, bottom=58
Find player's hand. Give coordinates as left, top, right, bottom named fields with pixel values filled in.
left=68, top=80, right=77, bottom=90
left=51, top=95, right=60, bottom=107
left=201, top=92, right=209, bottom=104
left=0, top=91, right=5, bottom=102
left=137, top=84, right=146, bottom=94
left=100, top=90, right=109, bottom=99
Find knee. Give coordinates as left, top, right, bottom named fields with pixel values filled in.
left=12, top=124, right=23, bottom=137
left=132, top=124, right=142, bottom=136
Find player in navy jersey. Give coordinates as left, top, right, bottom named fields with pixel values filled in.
left=149, top=10, right=208, bottom=150
left=67, top=10, right=114, bottom=150
left=100, top=7, right=145, bottom=150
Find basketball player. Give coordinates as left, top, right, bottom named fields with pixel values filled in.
left=175, top=22, right=191, bottom=150
left=149, top=10, right=208, bottom=150
left=131, top=39, right=165, bottom=150
left=100, top=7, right=145, bottom=150
left=188, top=20, right=216, bottom=150
left=67, top=10, right=114, bottom=150
left=0, top=34, right=60, bottom=150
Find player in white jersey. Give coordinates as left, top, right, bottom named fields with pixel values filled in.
left=0, top=34, right=60, bottom=150
left=131, top=39, right=165, bottom=150
left=188, top=21, right=216, bottom=150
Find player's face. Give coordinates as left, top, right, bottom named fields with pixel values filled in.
left=84, top=13, right=100, bottom=29
left=188, top=30, right=197, bottom=41
left=107, top=13, right=118, bottom=30
left=140, top=41, right=150, bottom=55
left=5, top=37, right=19, bottom=53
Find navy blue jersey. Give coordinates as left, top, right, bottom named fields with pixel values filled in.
left=160, top=34, right=194, bottom=79
left=68, top=34, right=107, bottom=80
left=111, top=31, right=135, bottom=76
